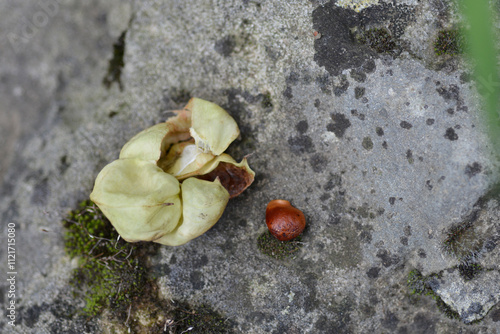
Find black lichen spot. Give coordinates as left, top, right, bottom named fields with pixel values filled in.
left=400, top=121, right=412, bottom=129
left=426, top=180, right=433, bottom=190
left=465, top=162, right=482, bottom=178
left=59, top=155, right=70, bottom=174
left=31, top=178, right=50, bottom=206
left=287, top=71, right=300, bottom=85
left=316, top=73, right=332, bottom=94
left=326, top=113, right=351, bottom=138
left=314, top=299, right=353, bottom=332
left=400, top=237, right=408, bottom=246
left=190, top=271, right=205, bottom=290
left=375, top=127, right=384, bottom=136
left=283, top=86, right=293, bottom=99
left=355, top=86, right=365, bottom=99
left=426, top=118, right=435, bottom=125
left=296, top=120, right=309, bottom=134
left=417, top=249, right=426, bottom=258
left=434, top=29, right=465, bottom=56
left=103, top=31, right=126, bottom=91
left=381, top=311, right=399, bottom=331
left=324, top=174, right=342, bottom=191
left=410, top=313, right=436, bottom=334
left=460, top=72, right=471, bottom=84
left=463, top=302, right=484, bottom=322
left=446, top=108, right=454, bottom=115
left=376, top=249, right=398, bottom=267
left=288, top=135, right=314, bottom=154
left=367, top=267, right=380, bottom=279
left=22, top=304, right=43, bottom=327
left=406, top=149, right=414, bottom=164
left=485, top=239, right=497, bottom=252
left=168, top=88, right=192, bottom=105
left=320, top=193, right=331, bottom=201
left=350, top=70, right=366, bottom=82
left=310, top=153, right=328, bottom=173
left=334, top=75, right=350, bottom=97
left=362, top=137, right=373, bottom=150
left=436, top=84, right=460, bottom=101
left=359, top=230, right=372, bottom=244
left=312, top=4, right=375, bottom=76
left=382, top=141, right=388, bottom=149
left=444, top=127, right=458, bottom=141
left=389, top=197, right=396, bottom=205
left=214, top=35, right=236, bottom=57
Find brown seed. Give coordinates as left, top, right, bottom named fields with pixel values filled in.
left=266, top=200, right=306, bottom=241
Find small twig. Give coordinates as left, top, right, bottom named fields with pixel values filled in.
left=88, top=239, right=102, bottom=255
left=125, top=247, right=134, bottom=260
left=125, top=304, right=132, bottom=329
left=114, top=235, right=121, bottom=248
left=180, top=327, right=194, bottom=334
left=178, top=309, right=196, bottom=315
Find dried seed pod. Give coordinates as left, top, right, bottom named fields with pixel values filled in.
left=266, top=200, right=305, bottom=241
left=90, top=98, right=255, bottom=246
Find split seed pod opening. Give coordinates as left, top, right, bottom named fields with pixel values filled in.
left=90, top=98, right=255, bottom=246
left=266, top=200, right=306, bottom=241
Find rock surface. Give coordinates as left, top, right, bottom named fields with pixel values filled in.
left=1, top=0, right=500, bottom=333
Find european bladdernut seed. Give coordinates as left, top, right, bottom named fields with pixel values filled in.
left=266, top=200, right=306, bottom=241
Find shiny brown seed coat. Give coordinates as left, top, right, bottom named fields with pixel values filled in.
left=266, top=200, right=305, bottom=241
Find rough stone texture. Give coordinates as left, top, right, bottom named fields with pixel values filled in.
left=1, top=0, right=500, bottom=333
left=428, top=269, right=500, bottom=324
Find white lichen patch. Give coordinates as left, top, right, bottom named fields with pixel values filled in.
left=335, top=0, right=380, bottom=13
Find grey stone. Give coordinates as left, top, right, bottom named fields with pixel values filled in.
left=428, top=270, right=500, bottom=324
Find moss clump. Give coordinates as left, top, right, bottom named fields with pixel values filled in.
left=358, top=28, right=398, bottom=54
left=64, top=200, right=236, bottom=333
left=63, top=200, right=157, bottom=317
left=261, top=92, right=273, bottom=109
left=407, top=269, right=460, bottom=320
left=168, top=302, right=234, bottom=334
left=434, top=29, right=465, bottom=56
left=407, top=269, right=427, bottom=295
left=257, top=231, right=303, bottom=260
left=458, top=262, right=483, bottom=281
left=441, top=221, right=483, bottom=263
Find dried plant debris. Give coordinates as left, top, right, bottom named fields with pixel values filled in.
left=90, top=98, right=255, bottom=246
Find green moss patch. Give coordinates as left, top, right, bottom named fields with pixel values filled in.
left=441, top=221, right=483, bottom=263
left=407, top=269, right=460, bottom=320
left=63, top=199, right=235, bottom=333
left=358, top=28, right=398, bottom=54
left=63, top=200, right=158, bottom=317
left=434, top=29, right=465, bottom=56
left=257, top=230, right=303, bottom=260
